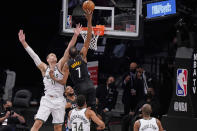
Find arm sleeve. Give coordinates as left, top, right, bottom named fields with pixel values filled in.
left=25, top=46, right=42, bottom=66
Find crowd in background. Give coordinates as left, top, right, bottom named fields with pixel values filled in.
left=0, top=58, right=174, bottom=131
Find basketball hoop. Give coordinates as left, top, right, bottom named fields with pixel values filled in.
left=80, top=25, right=105, bottom=50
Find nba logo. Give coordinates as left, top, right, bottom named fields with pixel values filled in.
left=66, top=15, right=72, bottom=28
left=176, top=69, right=188, bottom=96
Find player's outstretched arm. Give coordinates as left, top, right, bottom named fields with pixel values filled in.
left=58, top=24, right=82, bottom=71
left=80, top=10, right=92, bottom=61
left=49, top=63, right=69, bottom=85
left=18, top=30, right=47, bottom=76
left=88, top=109, right=105, bottom=130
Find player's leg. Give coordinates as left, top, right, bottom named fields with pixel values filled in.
left=30, top=120, right=43, bottom=131
left=51, top=100, right=65, bottom=131
left=84, top=81, right=97, bottom=131
left=54, top=124, right=62, bottom=131
left=76, top=81, right=96, bottom=111
left=31, top=97, right=52, bottom=131
left=86, top=81, right=96, bottom=112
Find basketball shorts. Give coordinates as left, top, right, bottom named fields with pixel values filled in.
left=35, top=95, right=66, bottom=124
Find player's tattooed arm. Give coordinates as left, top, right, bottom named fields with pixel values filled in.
left=80, top=10, right=92, bottom=61
left=58, top=24, right=82, bottom=71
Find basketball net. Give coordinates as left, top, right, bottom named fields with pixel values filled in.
left=80, top=25, right=105, bottom=50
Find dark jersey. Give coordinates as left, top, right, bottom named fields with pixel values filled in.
left=65, top=96, right=77, bottom=129
left=65, top=96, right=77, bottom=115
left=68, top=55, right=90, bottom=85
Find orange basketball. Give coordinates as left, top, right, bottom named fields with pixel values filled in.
left=82, top=0, right=95, bottom=12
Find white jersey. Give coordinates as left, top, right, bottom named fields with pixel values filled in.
left=139, top=118, right=159, bottom=131
left=70, top=108, right=90, bottom=131
left=43, top=65, right=64, bottom=97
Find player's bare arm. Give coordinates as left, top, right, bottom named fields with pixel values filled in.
left=133, top=120, right=140, bottom=131
left=18, top=30, right=47, bottom=76
left=58, top=24, right=82, bottom=71
left=67, top=110, right=72, bottom=129
left=86, top=109, right=105, bottom=130
left=156, top=119, right=164, bottom=131
left=80, top=10, right=92, bottom=62
left=49, top=63, right=69, bottom=85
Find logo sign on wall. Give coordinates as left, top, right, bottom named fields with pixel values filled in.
left=87, top=61, right=98, bottom=88
left=147, top=0, right=176, bottom=19
left=176, top=69, right=188, bottom=96
left=192, top=53, right=197, bottom=94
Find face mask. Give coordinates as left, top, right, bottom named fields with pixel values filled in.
left=146, top=92, right=153, bottom=99
left=108, top=82, right=115, bottom=88
left=130, top=69, right=136, bottom=73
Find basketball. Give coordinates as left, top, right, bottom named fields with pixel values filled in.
left=82, top=0, right=95, bottom=12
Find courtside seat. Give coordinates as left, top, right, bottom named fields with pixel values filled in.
left=13, top=89, right=32, bottom=108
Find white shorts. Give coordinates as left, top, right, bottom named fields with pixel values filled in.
left=35, top=95, right=66, bottom=124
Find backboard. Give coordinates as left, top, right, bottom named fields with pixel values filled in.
left=61, top=0, right=142, bottom=39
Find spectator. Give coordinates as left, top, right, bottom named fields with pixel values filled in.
left=122, top=62, right=138, bottom=115
left=133, top=87, right=160, bottom=120
left=135, top=67, right=146, bottom=104
left=121, top=87, right=160, bottom=131
left=0, top=100, right=25, bottom=131
left=96, top=76, right=118, bottom=125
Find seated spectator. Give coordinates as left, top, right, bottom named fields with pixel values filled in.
left=121, top=87, right=160, bottom=131
left=133, top=87, right=160, bottom=120
left=96, top=76, right=118, bottom=125
left=0, top=100, right=25, bottom=131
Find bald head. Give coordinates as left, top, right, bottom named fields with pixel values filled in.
left=142, top=104, right=152, bottom=116
left=130, top=62, right=137, bottom=73
left=130, top=62, right=137, bottom=69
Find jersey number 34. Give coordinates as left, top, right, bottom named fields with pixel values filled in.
left=73, top=122, right=83, bottom=131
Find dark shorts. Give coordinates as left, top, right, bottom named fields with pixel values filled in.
left=74, top=80, right=96, bottom=108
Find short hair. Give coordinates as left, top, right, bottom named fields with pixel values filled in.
left=76, top=95, right=86, bottom=107
left=69, top=46, right=78, bottom=58
left=142, top=104, right=152, bottom=116
left=46, top=53, right=56, bottom=60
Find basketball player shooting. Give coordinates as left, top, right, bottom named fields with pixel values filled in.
left=66, top=10, right=97, bottom=111
left=18, top=24, right=82, bottom=131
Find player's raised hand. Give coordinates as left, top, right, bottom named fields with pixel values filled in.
left=18, top=30, right=26, bottom=43
left=84, top=9, right=93, bottom=21
left=74, top=23, right=82, bottom=36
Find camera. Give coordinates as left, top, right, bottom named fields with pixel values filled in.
left=6, top=107, right=14, bottom=115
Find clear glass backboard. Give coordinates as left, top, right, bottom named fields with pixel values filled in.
left=61, top=0, right=142, bottom=39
